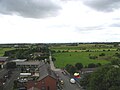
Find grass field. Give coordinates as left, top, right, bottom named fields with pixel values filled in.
left=51, top=44, right=118, bottom=68
left=0, top=48, right=15, bottom=56
left=51, top=44, right=116, bottom=52
left=53, top=51, right=118, bottom=68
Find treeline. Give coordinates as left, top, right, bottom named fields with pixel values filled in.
left=65, top=63, right=101, bottom=74
left=4, top=47, right=49, bottom=60
left=80, top=59, right=120, bottom=90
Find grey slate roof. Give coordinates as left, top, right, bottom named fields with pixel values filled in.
left=16, top=61, right=43, bottom=66
left=0, top=57, right=8, bottom=61
left=38, top=63, right=57, bottom=81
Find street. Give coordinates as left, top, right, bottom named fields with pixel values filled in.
left=55, top=70, right=81, bottom=90
left=2, top=69, right=20, bottom=90
left=49, top=52, right=82, bottom=90
left=0, top=69, right=8, bottom=78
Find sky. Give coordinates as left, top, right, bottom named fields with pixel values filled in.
left=0, top=0, right=120, bottom=43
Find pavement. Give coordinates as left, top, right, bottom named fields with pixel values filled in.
left=49, top=55, right=60, bottom=71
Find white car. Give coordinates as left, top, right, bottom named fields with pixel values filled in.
left=70, top=78, right=76, bottom=84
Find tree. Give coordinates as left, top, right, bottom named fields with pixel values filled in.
left=88, top=63, right=96, bottom=68
left=52, top=57, right=56, bottom=62
left=96, top=63, right=101, bottom=67
left=80, top=73, right=91, bottom=89
left=89, top=55, right=98, bottom=59
left=75, top=63, right=83, bottom=70
left=111, top=59, right=120, bottom=65
left=88, top=65, right=120, bottom=90
left=116, top=48, right=120, bottom=51
left=65, top=64, right=77, bottom=74
left=99, top=53, right=105, bottom=56
left=114, top=53, right=120, bottom=58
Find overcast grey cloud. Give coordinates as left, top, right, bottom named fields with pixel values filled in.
left=76, top=25, right=105, bottom=32
left=0, top=0, right=61, bottom=18
left=0, top=0, right=120, bottom=43
left=83, top=0, right=120, bottom=12
left=110, top=23, right=120, bottom=27
left=113, top=18, right=120, bottom=20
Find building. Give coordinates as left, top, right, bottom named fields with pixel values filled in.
left=18, top=64, right=57, bottom=90
left=11, top=59, right=27, bottom=63
left=16, top=61, right=42, bottom=69
left=0, top=57, right=8, bottom=68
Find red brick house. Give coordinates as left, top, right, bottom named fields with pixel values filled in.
left=25, top=64, right=57, bottom=90
left=0, top=57, right=8, bottom=68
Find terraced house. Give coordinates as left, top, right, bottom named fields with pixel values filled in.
left=17, top=63, right=58, bottom=90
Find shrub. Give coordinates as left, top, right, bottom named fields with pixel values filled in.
left=89, top=56, right=98, bottom=59
left=99, top=53, right=105, bottom=56
left=88, top=63, right=96, bottom=68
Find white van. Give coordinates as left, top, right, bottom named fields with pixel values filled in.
left=70, top=78, right=76, bottom=84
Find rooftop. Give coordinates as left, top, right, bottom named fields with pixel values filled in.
left=0, top=57, right=8, bottom=61
left=11, top=59, right=27, bottom=62
left=16, top=61, right=44, bottom=66
left=38, top=63, right=57, bottom=81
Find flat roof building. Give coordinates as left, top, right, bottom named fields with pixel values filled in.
left=16, top=61, right=43, bottom=68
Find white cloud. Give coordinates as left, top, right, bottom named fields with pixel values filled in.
left=0, top=0, right=61, bottom=18
left=83, top=0, right=120, bottom=12
left=0, top=0, right=120, bottom=43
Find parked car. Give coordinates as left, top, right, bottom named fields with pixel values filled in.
left=60, top=80, right=64, bottom=85
left=70, top=78, right=76, bottom=84
left=59, top=78, right=64, bottom=85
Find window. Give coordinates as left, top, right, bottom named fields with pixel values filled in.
left=41, top=80, right=45, bottom=84
left=41, top=86, right=46, bottom=90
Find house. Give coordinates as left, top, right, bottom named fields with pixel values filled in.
left=0, top=57, right=8, bottom=68
left=16, top=61, right=42, bottom=69
left=26, top=64, right=57, bottom=90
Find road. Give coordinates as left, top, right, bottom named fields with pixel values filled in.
left=0, top=69, right=8, bottom=78
left=49, top=52, right=82, bottom=90
left=56, top=70, right=81, bottom=90
left=3, top=70, right=20, bottom=90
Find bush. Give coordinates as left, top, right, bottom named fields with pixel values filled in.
left=52, top=57, right=56, bottom=62
left=65, top=64, right=77, bottom=74
left=88, top=63, right=96, bottom=68
left=99, top=53, right=105, bottom=56
left=88, top=65, right=120, bottom=90
left=89, top=56, right=98, bottom=59
left=75, top=63, right=83, bottom=70
left=96, top=63, right=101, bottom=67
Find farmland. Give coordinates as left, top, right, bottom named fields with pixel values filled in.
left=0, top=48, right=15, bottom=56
left=51, top=44, right=119, bottom=68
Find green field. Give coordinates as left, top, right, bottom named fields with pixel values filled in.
left=53, top=51, right=117, bottom=68
left=51, top=44, right=116, bottom=52
left=0, top=48, right=15, bottom=56
left=51, top=44, right=118, bottom=68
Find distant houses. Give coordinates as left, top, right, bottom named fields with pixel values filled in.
left=0, top=58, right=58, bottom=90
left=16, top=62, right=57, bottom=90
left=26, top=64, right=57, bottom=90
